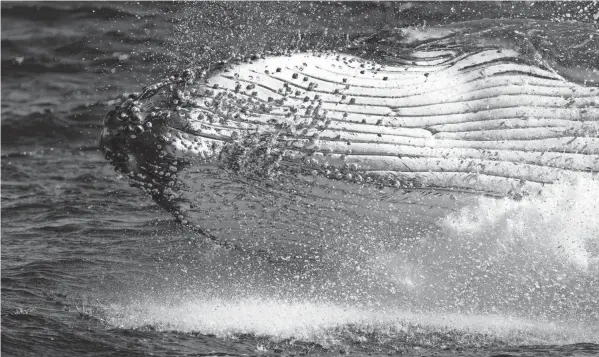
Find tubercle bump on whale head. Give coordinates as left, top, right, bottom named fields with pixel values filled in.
left=99, top=68, right=238, bottom=225
left=99, top=78, right=191, bottom=193
left=99, top=68, right=254, bottom=248
left=99, top=67, right=208, bottom=173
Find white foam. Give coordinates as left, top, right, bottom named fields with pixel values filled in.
left=443, top=177, right=599, bottom=272
left=105, top=297, right=599, bottom=346
left=367, top=177, right=599, bottom=326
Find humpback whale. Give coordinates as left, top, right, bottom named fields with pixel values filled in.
left=100, top=22, right=599, bottom=252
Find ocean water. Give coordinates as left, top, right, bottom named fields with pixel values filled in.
left=2, top=2, right=599, bottom=356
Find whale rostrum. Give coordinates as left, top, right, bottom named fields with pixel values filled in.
left=100, top=47, right=599, bottom=250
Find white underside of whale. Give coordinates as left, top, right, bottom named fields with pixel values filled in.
left=162, top=50, right=598, bottom=197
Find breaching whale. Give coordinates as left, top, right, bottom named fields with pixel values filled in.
left=100, top=24, right=599, bottom=252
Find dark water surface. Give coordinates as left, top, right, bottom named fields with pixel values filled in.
left=2, top=2, right=599, bottom=356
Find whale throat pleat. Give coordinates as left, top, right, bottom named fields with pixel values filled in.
left=194, top=52, right=597, bottom=194
left=105, top=49, right=598, bottom=205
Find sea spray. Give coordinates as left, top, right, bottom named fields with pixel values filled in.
left=105, top=297, right=599, bottom=348
left=370, top=177, right=599, bottom=320
left=103, top=179, right=599, bottom=347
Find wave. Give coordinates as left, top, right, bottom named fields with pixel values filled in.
left=0, top=3, right=149, bottom=22
left=0, top=98, right=125, bottom=146
left=1, top=58, right=86, bottom=75
left=1, top=111, right=92, bottom=146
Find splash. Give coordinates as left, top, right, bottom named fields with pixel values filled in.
left=105, top=297, right=599, bottom=348
left=370, top=177, right=599, bottom=320
left=443, top=177, right=599, bottom=273
left=102, top=178, right=599, bottom=348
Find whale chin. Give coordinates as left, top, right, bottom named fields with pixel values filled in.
left=101, top=46, right=599, bottom=252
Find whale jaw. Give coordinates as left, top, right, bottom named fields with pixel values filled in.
left=100, top=49, right=599, bottom=250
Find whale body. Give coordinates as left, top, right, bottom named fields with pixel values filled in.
left=100, top=24, right=599, bottom=252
